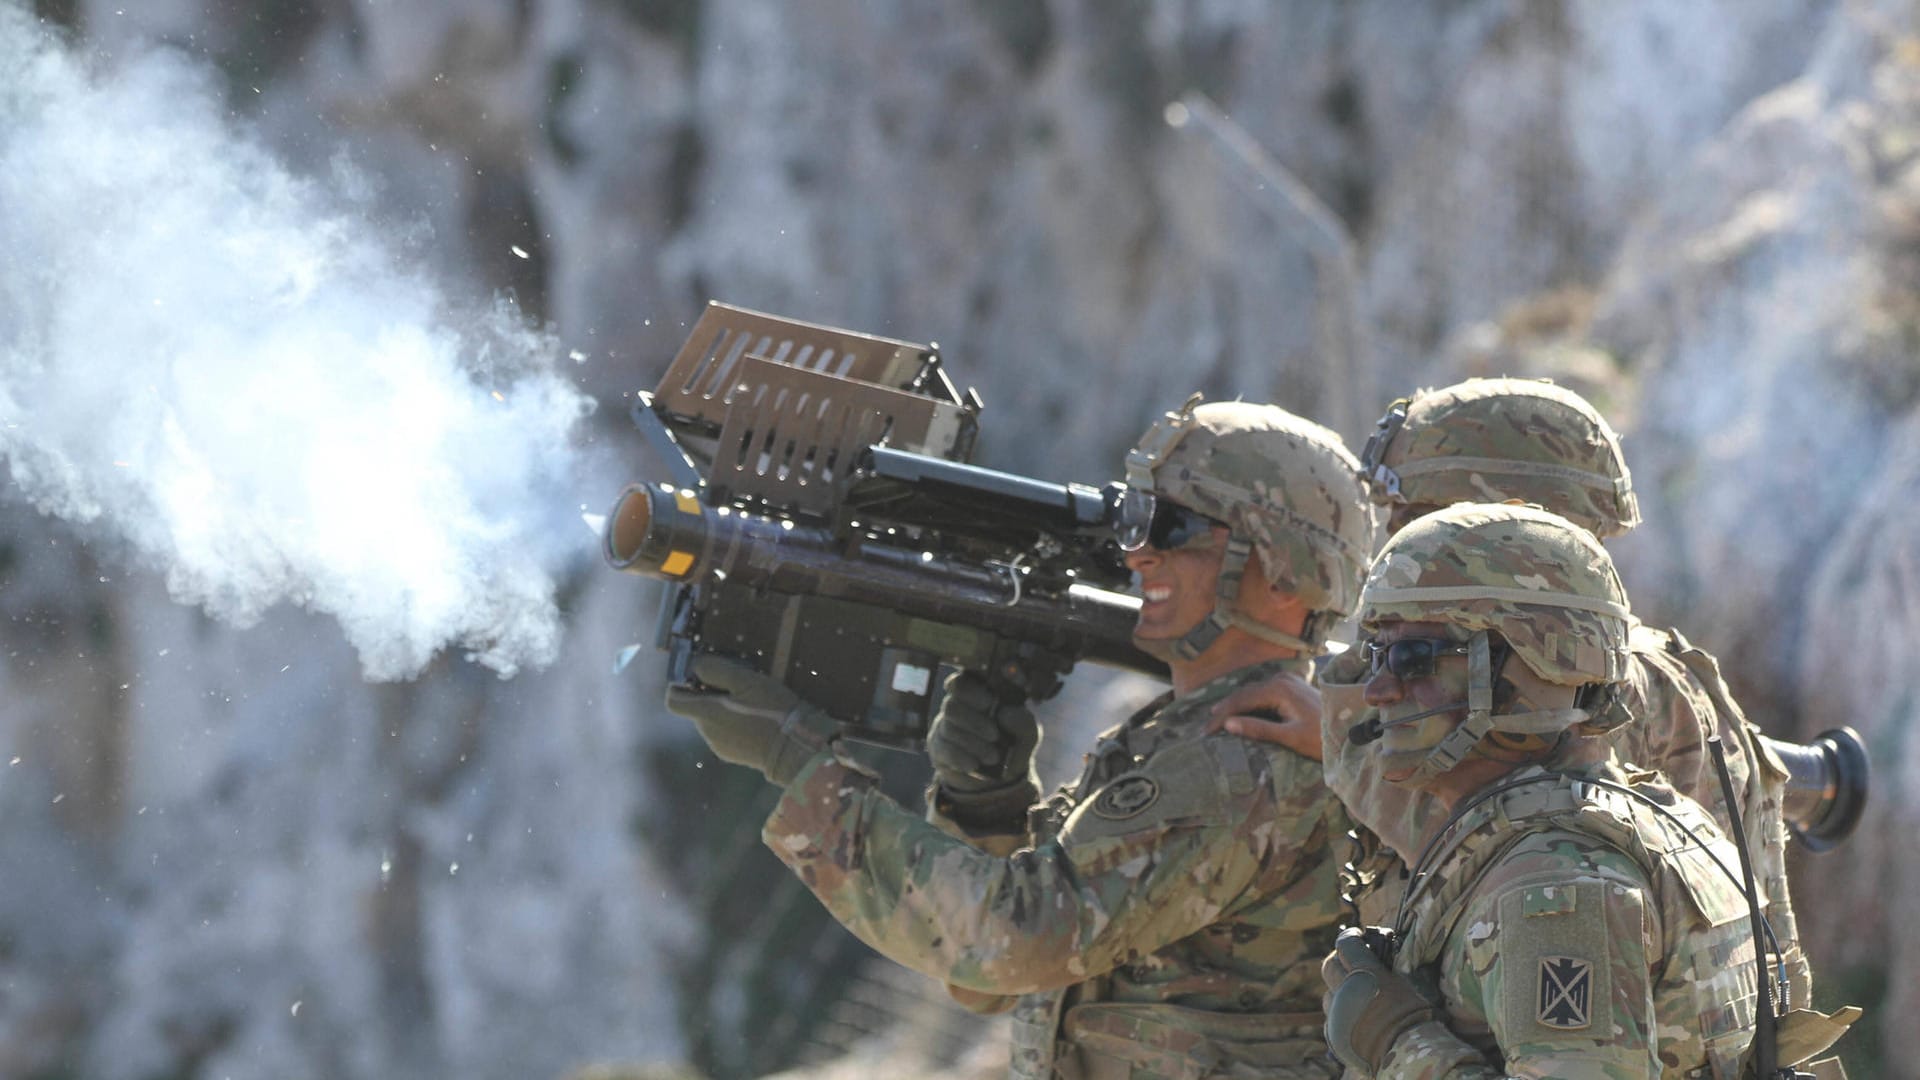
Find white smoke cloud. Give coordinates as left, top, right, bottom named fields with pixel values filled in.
left=0, top=12, right=601, bottom=680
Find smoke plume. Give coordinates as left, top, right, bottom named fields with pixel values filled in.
left=0, top=12, right=600, bottom=680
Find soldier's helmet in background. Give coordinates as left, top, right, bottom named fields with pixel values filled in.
left=1358, top=378, right=1641, bottom=538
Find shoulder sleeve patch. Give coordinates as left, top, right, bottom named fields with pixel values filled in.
left=1535, top=956, right=1596, bottom=1030
left=1058, top=738, right=1244, bottom=844
left=1091, top=775, right=1160, bottom=820
left=1494, top=881, right=1615, bottom=1039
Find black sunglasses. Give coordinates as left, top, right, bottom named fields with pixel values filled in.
left=1361, top=638, right=1471, bottom=680
left=1117, top=496, right=1224, bottom=552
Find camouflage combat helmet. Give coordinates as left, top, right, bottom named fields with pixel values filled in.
left=1358, top=502, right=1634, bottom=782
left=1123, top=395, right=1373, bottom=657
left=1358, top=378, right=1641, bottom=538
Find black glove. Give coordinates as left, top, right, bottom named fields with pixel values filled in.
left=1323, top=926, right=1437, bottom=1075
left=927, top=670, right=1041, bottom=793
left=663, top=655, right=834, bottom=787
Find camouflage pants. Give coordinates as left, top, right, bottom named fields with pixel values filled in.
left=1046, top=1002, right=1340, bottom=1080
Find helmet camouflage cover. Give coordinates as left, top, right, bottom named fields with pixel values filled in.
left=1360, top=502, right=1633, bottom=686
left=1128, top=398, right=1373, bottom=618
left=1358, top=377, right=1641, bottom=538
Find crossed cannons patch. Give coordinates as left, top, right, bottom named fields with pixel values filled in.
left=1536, top=956, right=1594, bottom=1030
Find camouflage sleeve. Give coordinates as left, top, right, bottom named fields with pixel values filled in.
left=1740, top=721, right=1810, bottom=1006
left=1385, top=840, right=1663, bottom=1080
left=1632, top=649, right=1809, bottom=1005
left=762, top=735, right=1327, bottom=997
left=923, top=779, right=1034, bottom=857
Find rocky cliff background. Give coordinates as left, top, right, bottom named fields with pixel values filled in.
left=0, top=0, right=1911, bottom=1077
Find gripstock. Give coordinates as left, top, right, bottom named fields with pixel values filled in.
left=604, top=302, right=1166, bottom=748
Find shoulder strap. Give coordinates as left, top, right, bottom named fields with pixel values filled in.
left=1662, top=626, right=1747, bottom=722
left=1661, top=626, right=1792, bottom=781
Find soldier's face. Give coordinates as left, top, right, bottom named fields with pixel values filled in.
left=1361, top=620, right=1474, bottom=782
left=1123, top=524, right=1229, bottom=642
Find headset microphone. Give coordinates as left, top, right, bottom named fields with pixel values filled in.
left=1348, top=701, right=1466, bottom=745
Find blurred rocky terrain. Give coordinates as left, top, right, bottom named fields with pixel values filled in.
left=3, top=0, right=1915, bottom=1076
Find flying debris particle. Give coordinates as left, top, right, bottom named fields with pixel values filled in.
left=280, top=665, right=291, bottom=673
left=113, top=461, right=131, bottom=468
left=449, top=862, right=459, bottom=876
left=380, top=853, right=392, bottom=883
left=613, top=644, right=642, bottom=674
left=510, top=245, right=530, bottom=259
left=7, top=757, right=17, bottom=766
left=158, top=649, right=170, bottom=657
left=580, top=512, right=606, bottom=538
left=568, top=349, right=587, bottom=364
left=52, top=794, right=64, bottom=804
left=291, top=1001, right=301, bottom=1017
left=490, top=391, right=505, bottom=402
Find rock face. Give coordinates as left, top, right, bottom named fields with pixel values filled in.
left=2, top=0, right=1912, bottom=1076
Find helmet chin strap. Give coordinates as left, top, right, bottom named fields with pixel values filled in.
left=1164, top=535, right=1323, bottom=661
left=1390, top=632, right=1589, bottom=786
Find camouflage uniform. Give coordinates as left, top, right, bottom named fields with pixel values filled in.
left=1322, top=633, right=1808, bottom=1007
left=1326, top=503, right=1763, bottom=1079
left=767, top=658, right=1347, bottom=1079
left=1380, top=764, right=1759, bottom=1079
left=762, top=398, right=1375, bottom=1079
left=1614, top=625, right=1809, bottom=1008
left=1340, top=378, right=1807, bottom=1002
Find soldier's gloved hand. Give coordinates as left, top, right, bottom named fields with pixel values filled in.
left=663, top=655, right=834, bottom=787
left=927, top=670, right=1040, bottom=793
left=1323, top=926, right=1437, bottom=1075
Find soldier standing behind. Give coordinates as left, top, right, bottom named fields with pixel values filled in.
left=664, top=397, right=1374, bottom=1078
left=1319, top=502, right=1778, bottom=1079
left=1223, top=378, right=1813, bottom=1007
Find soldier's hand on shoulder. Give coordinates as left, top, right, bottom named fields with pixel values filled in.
left=928, top=670, right=1040, bottom=792
left=664, top=655, right=834, bottom=787
left=1206, top=671, right=1324, bottom=760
